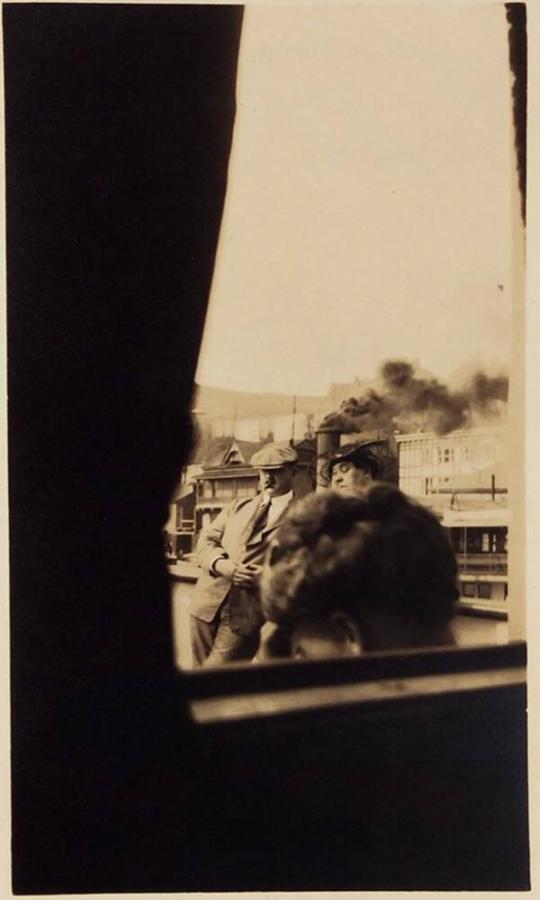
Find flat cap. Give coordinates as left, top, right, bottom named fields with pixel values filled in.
left=329, top=441, right=380, bottom=477
left=251, top=443, right=298, bottom=469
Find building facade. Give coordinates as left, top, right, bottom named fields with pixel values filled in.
left=395, top=426, right=508, bottom=612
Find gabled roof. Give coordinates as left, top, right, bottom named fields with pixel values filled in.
left=197, top=437, right=271, bottom=469
left=189, top=436, right=231, bottom=466
left=234, top=440, right=272, bottom=463
left=191, top=436, right=315, bottom=472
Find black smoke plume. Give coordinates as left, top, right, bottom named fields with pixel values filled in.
left=321, top=360, right=508, bottom=436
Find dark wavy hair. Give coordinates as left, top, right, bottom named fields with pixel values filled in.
left=260, top=484, right=459, bottom=637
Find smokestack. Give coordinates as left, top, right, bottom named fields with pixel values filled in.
left=316, top=425, right=341, bottom=491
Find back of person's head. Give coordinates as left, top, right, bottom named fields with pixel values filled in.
left=259, top=483, right=458, bottom=659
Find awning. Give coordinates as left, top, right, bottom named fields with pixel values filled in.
left=173, top=483, right=195, bottom=502
left=442, top=508, right=510, bottom=527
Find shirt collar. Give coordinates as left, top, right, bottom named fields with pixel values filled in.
left=268, top=490, right=294, bottom=512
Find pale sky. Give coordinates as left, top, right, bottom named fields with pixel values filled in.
left=196, top=4, right=516, bottom=396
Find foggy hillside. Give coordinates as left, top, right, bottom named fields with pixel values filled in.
left=193, top=383, right=328, bottom=420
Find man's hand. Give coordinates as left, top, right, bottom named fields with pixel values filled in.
left=213, top=558, right=261, bottom=587
left=232, top=562, right=260, bottom=588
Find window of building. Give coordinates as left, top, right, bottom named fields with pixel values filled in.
left=436, top=447, right=454, bottom=464
left=200, top=480, right=214, bottom=499
left=462, top=582, right=476, bottom=598
left=477, top=583, right=492, bottom=600
left=451, top=529, right=466, bottom=553
left=481, top=533, right=490, bottom=553
left=226, top=448, right=243, bottom=465
left=214, top=479, right=236, bottom=500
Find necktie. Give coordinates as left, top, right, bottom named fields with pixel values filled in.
left=243, top=494, right=272, bottom=544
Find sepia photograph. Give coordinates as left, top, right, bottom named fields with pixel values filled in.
left=5, top=0, right=529, bottom=893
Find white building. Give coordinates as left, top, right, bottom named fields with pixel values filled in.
left=395, top=426, right=508, bottom=612
left=395, top=425, right=507, bottom=500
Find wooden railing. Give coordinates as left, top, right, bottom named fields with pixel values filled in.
left=177, top=519, right=195, bottom=532
left=456, top=552, right=507, bottom=573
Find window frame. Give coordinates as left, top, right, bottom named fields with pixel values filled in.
left=181, top=640, right=526, bottom=717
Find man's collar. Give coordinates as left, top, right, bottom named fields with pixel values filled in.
left=269, top=490, right=294, bottom=508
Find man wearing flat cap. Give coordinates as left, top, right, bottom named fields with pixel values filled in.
left=329, top=441, right=380, bottom=497
left=189, top=442, right=298, bottom=666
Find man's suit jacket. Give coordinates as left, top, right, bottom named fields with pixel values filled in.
left=190, top=493, right=294, bottom=632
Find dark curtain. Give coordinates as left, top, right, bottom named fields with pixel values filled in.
left=6, top=5, right=243, bottom=891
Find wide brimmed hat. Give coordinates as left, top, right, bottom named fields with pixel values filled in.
left=328, top=441, right=381, bottom=477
